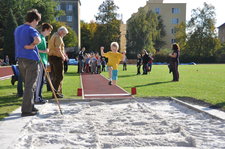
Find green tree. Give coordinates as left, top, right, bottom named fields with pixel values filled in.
left=94, top=0, right=121, bottom=51
left=3, top=8, right=18, bottom=64
left=95, top=0, right=119, bottom=24
left=127, top=8, right=159, bottom=57
left=186, top=2, right=220, bottom=58
left=154, top=15, right=166, bottom=50
left=175, top=22, right=187, bottom=51
left=81, top=21, right=98, bottom=51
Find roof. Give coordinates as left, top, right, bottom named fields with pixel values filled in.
left=218, top=23, right=225, bottom=28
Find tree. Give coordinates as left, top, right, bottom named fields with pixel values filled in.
left=175, top=22, right=187, bottom=51
left=95, top=0, right=119, bottom=24
left=186, top=2, right=220, bottom=58
left=3, top=8, right=18, bottom=64
left=154, top=15, right=166, bottom=50
left=94, top=0, right=121, bottom=52
left=127, top=8, right=160, bottom=57
left=81, top=21, right=98, bottom=51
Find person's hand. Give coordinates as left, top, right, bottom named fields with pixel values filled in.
left=62, top=56, right=66, bottom=61
left=122, top=51, right=126, bottom=54
left=100, top=46, right=104, bottom=51
left=46, top=48, right=49, bottom=53
left=24, top=44, right=35, bottom=49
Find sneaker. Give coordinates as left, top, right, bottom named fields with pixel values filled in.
left=52, top=94, right=64, bottom=98
left=32, top=107, right=39, bottom=112
left=35, top=99, right=47, bottom=104
left=21, top=111, right=37, bottom=117
left=108, top=81, right=112, bottom=85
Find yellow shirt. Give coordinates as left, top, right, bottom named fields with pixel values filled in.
left=48, top=32, right=65, bottom=58
left=103, top=52, right=123, bottom=70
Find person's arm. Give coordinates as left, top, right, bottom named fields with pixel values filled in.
left=169, top=53, right=177, bottom=58
left=100, top=46, right=105, bottom=56
left=24, top=36, right=41, bottom=49
left=122, top=51, right=126, bottom=61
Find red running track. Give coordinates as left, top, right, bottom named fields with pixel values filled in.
left=0, top=66, right=13, bottom=80
left=81, top=73, right=133, bottom=99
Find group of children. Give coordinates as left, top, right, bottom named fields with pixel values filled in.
left=81, top=52, right=106, bottom=74
left=137, top=50, right=154, bottom=75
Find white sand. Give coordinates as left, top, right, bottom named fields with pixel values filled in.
left=7, top=99, right=225, bottom=148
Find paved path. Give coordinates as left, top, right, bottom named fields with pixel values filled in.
left=81, top=73, right=133, bottom=99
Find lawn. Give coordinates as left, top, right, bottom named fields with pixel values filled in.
left=0, top=64, right=225, bottom=120
left=102, top=64, right=225, bottom=109
left=0, top=66, right=80, bottom=120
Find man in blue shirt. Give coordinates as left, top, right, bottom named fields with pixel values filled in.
left=14, top=9, right=41, bottom=117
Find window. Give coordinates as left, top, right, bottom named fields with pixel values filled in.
left=172, top=18, right=179, bottom=24
left=171, top=28, right=176, bottom=34
left=155, top=8, right=160, bottom=14
left=67, top=4, right=73, bottom=11
left=172, top=8, right=180, bottom=14
left=171, top=39, right=176, bottom=44
left=67, top=16, right=72, bottom=22
left=56, top=5, right=61, bottom=10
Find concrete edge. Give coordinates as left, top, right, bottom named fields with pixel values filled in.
left=170, top=97, right=225, bottom=121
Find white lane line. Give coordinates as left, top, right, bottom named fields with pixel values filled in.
left=0, top=75, right=13, bottom=80
left=85, top=93, right=131, bottom=97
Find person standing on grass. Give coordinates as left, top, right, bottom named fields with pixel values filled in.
left=169, top=43, right=180, bottom=81
left=78, top=47, right=85, bottom=73
left=137, top=54, right=142, bottom=75
left=48, top=26, right=69, bottom=98
left=100, top=42, right=126, bottom=85
left=142, top=49, right=150, bottom=75
left=148, top=53, right=154, bottom=73
left=123, top=55, right=127, bottom=71
left=34, top=23, right=53, bottom=104
left=14, top=9, right=41, bottom=117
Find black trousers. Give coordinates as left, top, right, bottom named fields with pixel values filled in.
left=172, top=62, right=179, bottom=81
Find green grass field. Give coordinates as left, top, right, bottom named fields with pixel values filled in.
left=102, top=64, right=225, bottom=108
left=0, top=64, right=225, bottom=120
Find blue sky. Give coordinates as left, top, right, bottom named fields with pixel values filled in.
left=80, top=0, right=224, bottom=27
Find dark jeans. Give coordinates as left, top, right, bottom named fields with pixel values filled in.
left=171, top=62, right=179, bottom=81
left=78, top=60, right=84, bottom=73
left=143, top=63, right=148, bottom=74
left=17, top=73, right=23, bottom=96
left=18, top=58, right=39, bottom=113
left=137, top=65, right=141, bottom=74
left=64, top=60, right=68, bottom=73
left=49, top=56, right=64, bottom=94
left=123, top=63, right=127, bottom=71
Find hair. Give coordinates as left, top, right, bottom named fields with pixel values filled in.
left=58, top=26, right=69, bottom=34
left=172, top=43, right=180, bottom=52
left=25, top=9, right=41, bottom=23
left=110, top=42, right=119, bottom=50
left=41, top=23, right=53, bottom=32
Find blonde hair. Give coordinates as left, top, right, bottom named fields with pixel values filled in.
left=110, top=42, right=119, bottom=50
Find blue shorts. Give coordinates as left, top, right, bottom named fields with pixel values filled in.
left=112, top=70, right=118, bottom=80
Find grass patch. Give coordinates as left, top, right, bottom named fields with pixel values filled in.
left=102, top=64, right=225, bottom=109
left=0, top=66, right=80, bottom=120
left=1, top=64, right=225, bottom=120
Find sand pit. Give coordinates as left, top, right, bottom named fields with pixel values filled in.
left=6, top=99, right=225, bottom=148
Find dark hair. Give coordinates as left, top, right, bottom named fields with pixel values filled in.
left=172, top=43, right=180, bottom=52
left=25, top=9, right=41, bottom=23
left=41, top=23, right=53, bottom=31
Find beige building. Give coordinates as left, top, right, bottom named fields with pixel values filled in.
left=120, top=24, right=127, bottom=52
left=143, top=0, right=186, bottom=49
left=218, top=23, right=225, bottom=43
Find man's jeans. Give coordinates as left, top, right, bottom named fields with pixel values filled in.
left=18, top=58, right=39, bottom=113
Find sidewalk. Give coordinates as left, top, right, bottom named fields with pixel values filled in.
left=81, top=73, right=133, bottom=99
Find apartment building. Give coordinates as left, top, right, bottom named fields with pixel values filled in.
left=56, top=0, right=81, bottom=51
left=218, top=23, right=225, bottom=43
left=144, top=0, right=186, bottom=49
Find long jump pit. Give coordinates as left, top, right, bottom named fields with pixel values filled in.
left=1, top=98, right=225, bottom=149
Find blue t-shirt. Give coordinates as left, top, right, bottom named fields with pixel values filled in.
left=14, top=24, right=40, bottom=61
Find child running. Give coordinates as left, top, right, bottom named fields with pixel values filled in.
left=100, top=42, right=126, bottom=85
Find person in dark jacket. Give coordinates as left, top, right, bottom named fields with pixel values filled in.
left=142, top=50, right=150, bottom=75
left=136, top=54, right=142, bottom=75
left=169, top=43, right=180, bottom=81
